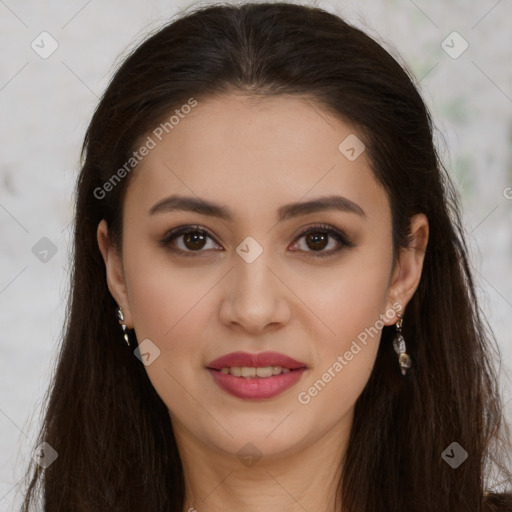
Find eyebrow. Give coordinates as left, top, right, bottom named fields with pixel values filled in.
left=148, top=194, right=366, bottom=222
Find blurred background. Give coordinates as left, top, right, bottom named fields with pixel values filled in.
left=1, top=0, right=511, bottom=507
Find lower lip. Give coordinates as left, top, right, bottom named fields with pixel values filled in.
left=208, top=368, right=307, bottom=400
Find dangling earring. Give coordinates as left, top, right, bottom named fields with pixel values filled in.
left=116, top=306, right=131, bottom=347
left=392, top=313, right=411, bottom=375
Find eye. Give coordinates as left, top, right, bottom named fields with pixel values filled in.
left=159, top=225, right=221, bottom=256
left=290, top=223, right=355, bottom=258
left=159, top=223, right=354, bottom=258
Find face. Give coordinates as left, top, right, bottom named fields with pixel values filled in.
left=98, top=93, right=428, bottom=465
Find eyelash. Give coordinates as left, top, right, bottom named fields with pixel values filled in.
left=159, top=223, right=355, bottom=258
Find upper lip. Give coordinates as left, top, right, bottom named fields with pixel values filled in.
left=207, top=351, right=307, bottom=370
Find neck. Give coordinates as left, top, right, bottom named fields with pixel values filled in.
left=174, top=416, right=351, bottom=512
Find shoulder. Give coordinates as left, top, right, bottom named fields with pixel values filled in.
left=483, top=492, right=512, bottom=512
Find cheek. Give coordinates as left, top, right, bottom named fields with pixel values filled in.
left=295, top=249, right=392, bottom=408
left=122, top=251, right=216, bottom=419
left=301, top=249, right=392, bottom=354
left=125, top=258, right=214, bottom=347
left=121, top=224, right=217, bottom=338
left=295, top=281, right=387, bottom=425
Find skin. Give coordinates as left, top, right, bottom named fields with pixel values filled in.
left=97, top=93, right=429, bottom=512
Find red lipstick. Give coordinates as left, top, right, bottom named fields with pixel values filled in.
left=207, top=351, right=306, bottom=370
left=206, top=351, right=307, bottom=400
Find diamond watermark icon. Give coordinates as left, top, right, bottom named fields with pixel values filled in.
left=32, top=441, right=58, bottom=469
left=441, top=441, right=468, bottom=468
left=32, top=237, right=58, bottom=263
left=338, top=134, right=365, bottom=161
left=441, top=32, right=468, bottom=59
left=237, top=442, right=263, bottom=467
left=134, top=338, right=161, bottom=366
left=236, top=236, right=263, bottom=263
left=31, top=31, right=59, bottom=59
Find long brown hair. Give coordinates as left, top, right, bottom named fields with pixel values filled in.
left=20, top=3, right=512, bottom=511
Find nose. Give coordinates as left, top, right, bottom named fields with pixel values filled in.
left=218, top=248, right=291, bottom=334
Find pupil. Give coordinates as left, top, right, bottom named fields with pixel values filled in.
left=307, top=232, right=327, bottom=251
left=185, top=232, right=206, bottom=250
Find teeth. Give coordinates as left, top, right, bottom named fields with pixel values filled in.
left=242, top=367, right=256, bottom=378
left=256, top=367, right=273, bottom=378
left=272, top=365, right=283, bottom=376
left=219, top=366, right=292, bottom=378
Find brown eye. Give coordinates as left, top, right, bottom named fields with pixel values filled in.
left=160, top=226, right=221, bottom=256
left=182, top=231, right=208, bottom=250
left=290, top=224, right=355, bottom=258
left=160, top=223, right=355, bottom=258
left=304, top=232, right=329, bottom=251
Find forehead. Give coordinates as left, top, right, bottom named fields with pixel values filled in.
left=124, top=93, right=390, bottom=225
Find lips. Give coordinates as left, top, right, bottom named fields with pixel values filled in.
left=206, top=351, right=308, bottom=400
left=206, top=351, right=307, bottom=370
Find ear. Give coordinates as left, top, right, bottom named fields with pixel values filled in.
left=384, top=213, right=429, bottom=324
left=97, top=219, right=133, bottom=328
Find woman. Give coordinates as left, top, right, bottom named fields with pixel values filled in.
left=20, top=2, right=512, bottom=511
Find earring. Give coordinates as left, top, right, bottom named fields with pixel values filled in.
left=116, top=307, right=131, bottom=347
left=392, top=313, right=411, bottom=375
